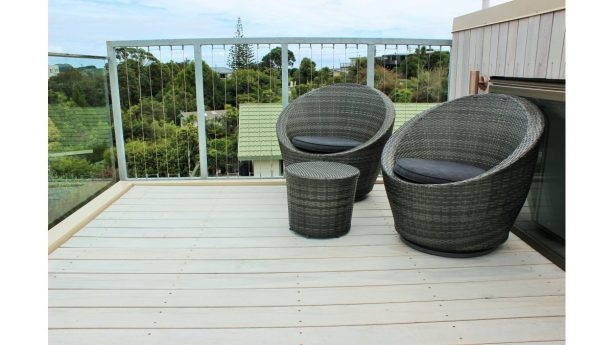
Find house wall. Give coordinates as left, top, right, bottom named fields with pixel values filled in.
left=253, top=160, right=282, bottom=177
left=449, top=0, right=565, bottom=99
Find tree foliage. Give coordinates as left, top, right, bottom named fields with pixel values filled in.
left=260, top=47, right=296, bottom=69
left=227, top=17, right=255, bottom=70
left=48, top=68, right=107, bottom=107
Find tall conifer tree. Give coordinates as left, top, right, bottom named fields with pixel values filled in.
left=227, top=17, right=254, bottom=70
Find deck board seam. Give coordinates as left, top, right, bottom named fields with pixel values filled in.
left=47, top=315, right=566, bottom=330
left=48, top=293, right=566, bottom=308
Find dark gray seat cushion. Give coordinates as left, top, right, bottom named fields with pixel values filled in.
left=393, top=158, right=486, bottom=184
left=291, top=136, right=363, bottom=153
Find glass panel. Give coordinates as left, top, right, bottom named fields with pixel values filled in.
left=517, top=98, right=566, bottom=240
left=48, top=54, right=116, bottom=228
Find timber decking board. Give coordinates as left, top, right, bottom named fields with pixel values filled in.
left=49, top=184, right=565, bottom=344
left=49, top=240, right=532, bottom=260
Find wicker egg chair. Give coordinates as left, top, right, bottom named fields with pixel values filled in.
left=381, top=93, right=545, bottom=257
left=277, top=84, right=395, bottom=200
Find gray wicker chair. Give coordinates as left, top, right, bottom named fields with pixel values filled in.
left=277, top=84, right=395, bottom=200
left=381, top=94, right=545, bottom=257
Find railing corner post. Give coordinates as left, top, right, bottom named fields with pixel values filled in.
left=366, top=44, right=375, bottom=87
left=106, top=41, right=128, bottom=181
left=194, top=44, right=209, bottom=179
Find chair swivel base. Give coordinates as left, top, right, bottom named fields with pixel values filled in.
left=399, top=235, right=500, bottom=258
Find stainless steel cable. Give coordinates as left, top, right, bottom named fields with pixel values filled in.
left=147, top=46, right=160, bottom=177
left=355, top=44, right=361, bottom=84
left=332, top=44, right=335, bottom=84
left=310, top=44, right=313, bottom=85
left=319, top=44, right=323, bottom=86
left=256, top=44, right=260, bottom=103
left=122, top=49, right=137, bottom=177
left=223, top=45, right=229, bottom=176
left=169, top=46, right=181, bottom=176
left=426, top=45, right=431, bottom=103
left=136, top=46, right=148, bottom=177
left=344, top=44, right=347, bottom=83
left=182, top=46, right=191, bottom=175
left=268, top=44, right=273, bottom=176
left=416, top=45, right=421, bottom=110
left=394, top=45, right=399, bottom=102
left=159, top=46, right=170, bottom=177
left=297, top=44, right=302, bottom=98
left=211, top=45, right=218, bottom=176
left=405, top=44, right=409, bottom=98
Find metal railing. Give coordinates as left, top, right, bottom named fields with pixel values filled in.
left=106, top=37, right=452, bottom=180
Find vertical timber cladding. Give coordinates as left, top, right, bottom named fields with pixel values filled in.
left=449, top=0, right=565, bottom=99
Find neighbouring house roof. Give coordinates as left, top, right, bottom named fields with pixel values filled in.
left=179, top=111, right=198, bottom=117
left=237, top=102, right=439, bottom=161
left=180, top=110, right=226, bottom=119
left=393, top=103, right=440, bottom=131
left=238, top=103, right=283, bottom=161
left=212, top=66, right=233, bottom=74
left=206, top=109, right=226, bottom=119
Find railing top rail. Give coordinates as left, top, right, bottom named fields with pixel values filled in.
left=48, top=52, right=107, bottom=60
left=108, top=37, right=452, bottom=48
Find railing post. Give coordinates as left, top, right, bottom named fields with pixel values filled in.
left=366, top=44, right=375, bottom=87
left=281, top=43, right=289, bottom=108
left=106, top=42, right=128, bottom=180
left=194, top=45, right=208, bottom=178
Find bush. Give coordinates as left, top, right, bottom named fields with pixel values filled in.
left=389, top=88, right=413, bottom=102
left=49, top=157, right=96, bottom=178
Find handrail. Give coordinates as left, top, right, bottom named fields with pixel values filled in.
left=108, top=37, right=452, bottom=48
left=48, top=52, right=107, bottom=60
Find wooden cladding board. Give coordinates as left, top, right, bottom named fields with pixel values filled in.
left=450, top=10, right=565, bottom=99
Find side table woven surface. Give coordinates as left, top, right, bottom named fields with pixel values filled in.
left=285, top=161, right=360, bottom=238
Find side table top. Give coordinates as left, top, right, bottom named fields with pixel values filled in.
left=285, top=161, right=360, bottom=180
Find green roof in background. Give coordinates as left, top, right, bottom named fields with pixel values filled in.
left=48, top=105, right=113, bottom=153
left=237, top=102, right=439, bottom=160
left=393, top=103, right=439, bottom=131
left=238, top=103, right=284, bottom=161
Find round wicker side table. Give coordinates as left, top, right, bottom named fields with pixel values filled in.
left=285, top=161, right=360, bottom=238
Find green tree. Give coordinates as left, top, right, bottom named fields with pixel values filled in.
left=48, top=118, right=62, bottom=151
left=48, top=68, right=107, bottom=107
left=291, top=82, right=315, bottom=100
left=124, top=123, right=199, bottom=178
left=227, top=17, right=255, bottom=70
left=410, top=67, right=448, bottom=103
left=227, top=69, right=280, bottom=105
left=260, top=47, right=296, bottom=69
left=347, top=57, right=367, bottom=84
left=49, top=157, right=99, bottom=178
left=389, top=88, right=413, bottom=102
left=374, top=65, right=401, bottom=96
left=115, top=47, right=158, bottom=63
left=71, top=87, right=88, bottom=107
left=293, top=57, right=317, bottom=85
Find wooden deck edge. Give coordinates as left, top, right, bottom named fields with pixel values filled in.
left=48, top=181, right=134, bottom=254
left=132, top=179, right=287, bottom=186
left=132, top=177, right=384, bottom=187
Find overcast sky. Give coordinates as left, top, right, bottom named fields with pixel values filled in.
left=49, top=0, right=511, bottom=56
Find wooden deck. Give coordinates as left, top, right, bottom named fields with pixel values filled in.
left=48, top=184, right=565, bottom=344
